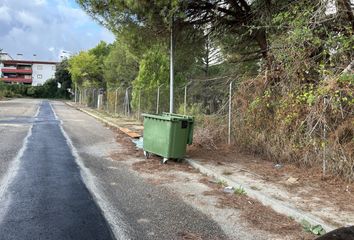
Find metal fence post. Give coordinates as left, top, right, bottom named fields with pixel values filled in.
left=322, top=96, right=328, bottom=178
left=228, top=81, right=233, bottom=145
left=184, top=84, right=187, bottom=115
left=156, top=85, right=160, bottom=114
left=92, top=89, right=96, bottom=108
left=156, top=84, right=164, bottom=114
left=80, top=89, right=82, bottom=104
left=106, top=90, right=109, bottom=112
left=84, top=89, right=88, bottom=106
left=124, top=87, right=131, bottom=116
left=97, top=90, right=99, bottom=110
left=83, top=89, right=85, bottom=105
left=115, top=88, right=118, bottom=115
left=138, top=89, right=141, bottom=120
left=75, top=85, right=77, bottom=103
left=97, top=89, right=102, bottom=110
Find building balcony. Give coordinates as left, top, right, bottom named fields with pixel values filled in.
left=0, top=77, right=32, bottom=84
left=1, top=68, right=32, bottom=74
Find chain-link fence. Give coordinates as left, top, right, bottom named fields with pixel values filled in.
left=74, top=77, right=237, bottom=144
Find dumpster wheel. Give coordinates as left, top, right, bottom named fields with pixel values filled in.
left=144, top=151, right=150, bottom=159
left=161, top=158, right=168, bottom=164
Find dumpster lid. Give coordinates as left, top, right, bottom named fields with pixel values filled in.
left=162, top=112, right=194, bottom=120
left=142, top=113, right=194, bottom=122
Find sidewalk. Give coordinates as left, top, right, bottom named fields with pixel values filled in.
left=66, top=102, right=143, bottom=137
left=66, top=101, right=353, bottom=234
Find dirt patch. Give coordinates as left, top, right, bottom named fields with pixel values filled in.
left=109, top=124, right=198, bottom=175
left=199, top=178, right=314, bottom=239
left=110, top=126, right=312, bottom=239
left=109, top=126, right=144, bottom=160
left=189, top=146, right=354, bottom=213
left=132, top=157, right=198, bottom=174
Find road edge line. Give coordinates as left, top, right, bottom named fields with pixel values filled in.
left=50, top=102, right=131, bottom=240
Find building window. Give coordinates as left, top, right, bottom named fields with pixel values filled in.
left=37, top=74, right=42, bottom=79
left=37, top=65, right=43, bottom=70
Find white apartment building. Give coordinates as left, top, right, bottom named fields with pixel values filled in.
left=0, top=53, right=58, bottom=86
left=32, top=63, right=57, bottom=86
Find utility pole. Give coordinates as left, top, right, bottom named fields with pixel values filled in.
left=169, top=14, right=174, bottom=113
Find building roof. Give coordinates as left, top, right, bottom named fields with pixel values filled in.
left=3, top=60, right=59, bottom=65
left=0, top=52, right=13, bottom=60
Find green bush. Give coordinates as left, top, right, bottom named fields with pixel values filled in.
left=0, top=79, right=70, bottom=99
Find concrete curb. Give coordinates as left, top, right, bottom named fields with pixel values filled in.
left=186, top=159, right=336, bottom=232
left=66, top=101, right=336, bottom=232
left=65, top=102, right=122, bottom=129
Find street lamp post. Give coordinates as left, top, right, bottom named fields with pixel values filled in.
left=169, top=15, right=174, bottom=113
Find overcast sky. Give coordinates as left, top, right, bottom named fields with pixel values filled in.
left=0, top=0, right=115, bottom=61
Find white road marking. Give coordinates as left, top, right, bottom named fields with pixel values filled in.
left=50, top=102, right=131, bottom=240
left=0, top=124, right=24, bottom=127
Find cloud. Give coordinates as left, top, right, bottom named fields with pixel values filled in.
left=0, top=0, right=115, bottom=61
left=0, top=5, right=11, bottom=23
left=17, top=11, right=44, bottom=28
left=34, top=0, right=47, bottom=5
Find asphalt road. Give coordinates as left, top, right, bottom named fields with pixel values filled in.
left=0, top=100, right=113, bottom=240
left=0, top=99, right=226, bottom=240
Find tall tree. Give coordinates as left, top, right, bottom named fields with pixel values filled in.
left=55, top=59, right=72, bottom=90
left=132, top=44, right=170, bottom=112
left=88, top=41, right=112, bottom=86
left=104, top=40, right=139, bottom=88
left=68, top=51, right=101, bottom=87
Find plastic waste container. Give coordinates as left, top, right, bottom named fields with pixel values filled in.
left=142, top=112, right=194, bottom=161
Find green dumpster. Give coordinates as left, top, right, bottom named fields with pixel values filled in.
left=142, top=112, right=194, bottom=161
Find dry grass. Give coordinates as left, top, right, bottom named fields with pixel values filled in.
left=192, top=116, right=228, bottom=150
left=192, top=72, right=354, bottom=181
left=132, top=157, right=197, bottom=174
left=190, top=146, right=354, bottom=213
